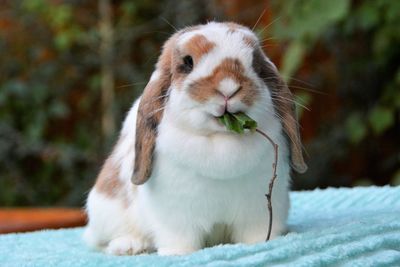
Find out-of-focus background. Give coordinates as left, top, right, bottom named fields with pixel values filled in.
left=1, top=0, right=399, bottom=209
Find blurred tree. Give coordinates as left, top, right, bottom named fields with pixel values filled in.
left=99, top=0, right=116, bottom=143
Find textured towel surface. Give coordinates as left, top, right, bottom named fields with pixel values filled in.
left=1, top=186, right=399, bottom=267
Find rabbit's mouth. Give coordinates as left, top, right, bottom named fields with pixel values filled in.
left=209, top=113, right=243, bottom=134
left=213, top=116, right=224, bottom=127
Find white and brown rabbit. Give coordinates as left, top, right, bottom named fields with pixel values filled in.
left=83, top=22, right=307, bottom=256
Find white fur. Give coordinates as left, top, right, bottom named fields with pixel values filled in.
left=218, top=78, right=240, bottom=98
left=113, top=99, right=140, bottom=183
left=84, top=22, right=292, bottom=256
left=149, top=70, right=161, bottom=83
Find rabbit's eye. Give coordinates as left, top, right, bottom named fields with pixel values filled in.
left=178, top=55, right=194, bottom=74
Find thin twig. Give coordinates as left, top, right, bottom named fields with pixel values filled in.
left=255, top=128, right=278, bottom=241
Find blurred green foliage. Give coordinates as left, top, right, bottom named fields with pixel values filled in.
left=0, top=0, right=399, bottom=206
left=0, top=0, right=214, bottom=206
left=270, top=0, right=400, bottom=188
left=274, top=0, right=350, bottom=78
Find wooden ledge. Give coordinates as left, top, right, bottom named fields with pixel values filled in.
left=0, top=208, right=87, bottom=234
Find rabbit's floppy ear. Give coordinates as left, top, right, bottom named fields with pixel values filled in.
left=253, top=48, right=308, bottom=173
left=131, top=36, right=176, bottom=185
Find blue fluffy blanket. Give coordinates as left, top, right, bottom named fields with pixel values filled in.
left=1, top=186, right=399, bottom=267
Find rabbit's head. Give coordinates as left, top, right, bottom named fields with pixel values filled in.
left=133, top=22, right=307, bottom=185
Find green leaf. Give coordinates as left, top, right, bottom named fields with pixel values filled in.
left=356, top=3, right=380, bottom=30
left=232, top=113, right=258, bottom=132
left=368, top=106, right=394, bottom=135
left=218, top=112, right=258, bottom=134
left=54, top=31, right=71, bottom=51
left=49, top=5, right=72, bottom=28
left=219, top=113, right=243, bottom=134
left=281, top=41, right=306, bottom=79
left=345, top=113, right=367, bottom=144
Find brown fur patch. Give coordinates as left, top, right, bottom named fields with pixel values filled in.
left=133, top=76, right=170, bottom=185
left=132, top=35, right=176, bottom=185
left=172, top=34, right=215, bottom=87
left=243, top=35, right=257, bottom=48
left=183, top=34, right=215, bottom=63
left=252, top=48, right=307, bottom=173
left=95, top=158, right=122, bottom=197
left=188, top=58, right=258, bottom=105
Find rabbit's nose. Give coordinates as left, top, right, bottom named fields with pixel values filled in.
left=217, top=78, right=242, bottom=100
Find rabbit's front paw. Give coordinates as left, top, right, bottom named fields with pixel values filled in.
left=105, top=236, right=148, bottom=255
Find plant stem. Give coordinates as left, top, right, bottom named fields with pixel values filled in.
left=255, top=129, right=278, bottom=241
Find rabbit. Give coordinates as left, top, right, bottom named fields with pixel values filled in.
left=83, top=21, right=307, bottom=256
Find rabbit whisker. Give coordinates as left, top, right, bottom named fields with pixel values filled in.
left=270, top=94, right=310, bottom=111
left=146, top=106, right=166, bottom=118
left=279, top=75, right=314, bottom=87
left=117, top=82, right=147, bottom=89
left=252, top=8, right=267, bottom=31
left=288, top=85, right=328, bottom=96
left=260, top=37, right=278, bottom=44
left=142, top=93, right=171, bottom=108
left=161, top=17, right=178, bottom=32
left=257, top=16, right=281, bottom=37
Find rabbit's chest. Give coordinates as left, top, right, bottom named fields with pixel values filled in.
left=137, top=157, right=271, bottom=225
left=138, top=121, right=289, bottom=225
left=155, top=123, right=279, bottom=180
